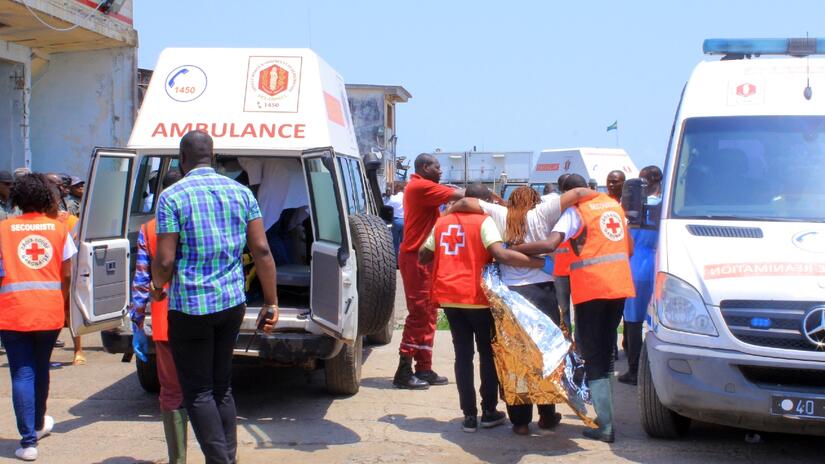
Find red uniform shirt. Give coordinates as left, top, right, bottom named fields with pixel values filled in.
left=399, top=174, right=455, bottom=254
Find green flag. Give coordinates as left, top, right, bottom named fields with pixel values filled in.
left=606, top=120, right=618, bottom=132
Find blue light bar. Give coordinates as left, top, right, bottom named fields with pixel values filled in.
left=703, top=38, right=825, bottom=56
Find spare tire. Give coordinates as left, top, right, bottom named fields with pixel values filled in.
left=349, top=214, right=396, bottom=336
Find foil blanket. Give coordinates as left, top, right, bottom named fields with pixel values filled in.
left=481, top=265, right=597, bottom=428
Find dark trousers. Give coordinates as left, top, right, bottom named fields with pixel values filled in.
left=574, top=299, right=625, bottom=381
left=0, top=329, right=60, bottom=447
left=624, top=321, right=644, bottom=375
left=506, top=282, right=560, bottom=425
left=443, top=308, right=499, bottom=417
left=168, top=305, right=245, bottom=464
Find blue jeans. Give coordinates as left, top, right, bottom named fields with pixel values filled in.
left=266, top=221, right=291, bottom=266
left=0, top=329, right=60, bottom=447
left=391, top=218, right=404, bottom=258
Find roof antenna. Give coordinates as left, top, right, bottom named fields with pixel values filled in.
left=804, top=32, right=813, bottom=100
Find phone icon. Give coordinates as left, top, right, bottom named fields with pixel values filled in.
left=168, top=68, right=189, bottom=88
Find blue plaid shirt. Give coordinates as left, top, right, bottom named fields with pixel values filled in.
left=156, top=167, right=262, bottom=315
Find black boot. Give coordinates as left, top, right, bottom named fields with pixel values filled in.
left=393, top=356, right=429, bottom=390
left=415, top=369, right=449, bottom=385
left=618, top=322, right=643, bottom=386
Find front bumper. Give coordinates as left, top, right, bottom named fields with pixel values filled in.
left=647, top=333, right=825, bottom=436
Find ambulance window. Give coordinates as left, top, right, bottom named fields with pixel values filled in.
left=338, top=158, right=357, bottom=215
left=131, top=156, right=163, bottom=214
left=348, top=160, right=368, bottom=214
left=305, top=157, right=343, bottom=244
left=87, top=156, right=133, bottom=240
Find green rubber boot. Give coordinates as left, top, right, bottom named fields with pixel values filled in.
left=162, top=409, right=188, bottom=464
left=582, top=378, right=615, bottom=443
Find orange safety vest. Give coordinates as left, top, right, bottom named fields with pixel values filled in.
left=0, top=213, right=68, bottom=331
left=431, top=213, right=492, bottom=307
left=568, top=194, right=635, bottom=305
left=142, top=219, right=170, bottom=342
left=553, top=241, right=574, bottom=277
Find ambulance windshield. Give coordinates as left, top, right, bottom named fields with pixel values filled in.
left=671, top=116, right=825, bottom=222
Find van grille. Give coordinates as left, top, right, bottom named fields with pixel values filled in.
left=720, top=300, right=825, bottom=352
left=687, top=225, right=763, bottom=238
left=739, top=365, right=825, bottom=390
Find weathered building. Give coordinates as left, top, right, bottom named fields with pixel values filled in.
left=0, top=0, right=137, bottom=175
left=345, top=84, right=411, bottom=189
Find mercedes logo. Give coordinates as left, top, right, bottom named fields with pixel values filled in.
left=801, top=306, right=825, bottom=349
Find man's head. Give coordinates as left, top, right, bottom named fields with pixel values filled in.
left=414, top=153, right=442, bottom=183
left=45, top=173, right=69, bottom=197
left=556, top=173, right=571, bottom=193
left=564, top=174, right=588, bottom=191
left=69, top=176, right=85, bottom=198
left=542, top=183, right=553, bottom=195
left=465, top=182, right=491, bottom=201
left=0, top=170, right=13, bottom=200
left=607, top=170, right=626, bottom=199
left=640, top=165, right=663, bottom=192
left=179, top=130, right=215, bottom=175
left=162, top=170, right=183, bottom=189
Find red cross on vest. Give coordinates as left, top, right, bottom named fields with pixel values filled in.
left=26, top=243, right=47, bottom=261
left=439, top=224, right=465, bottom=256
left=605, top=216, right=621, bottom=235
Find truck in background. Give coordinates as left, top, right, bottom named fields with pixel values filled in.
left=529, top=148, right=638, bottom=193
left=432, top=150, right=533, bottom=195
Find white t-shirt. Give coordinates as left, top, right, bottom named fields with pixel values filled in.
left=478, top=197, right=562, bottom=286
left=552, top=207, right=583, bottom=241
left=385, top=192, right=404, bottom=220
left=541, top=192, right=560, bottom=203
left=239, top=158, right=309, bottom=231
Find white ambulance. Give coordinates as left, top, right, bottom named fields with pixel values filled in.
left=529, top=148, right=638, bottom=192
left=67, top=48, right=397, bottom=395
left=635, top=38, right=825, bottom=437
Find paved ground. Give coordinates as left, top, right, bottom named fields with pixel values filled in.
left=0, top=276, right=820, bottom=463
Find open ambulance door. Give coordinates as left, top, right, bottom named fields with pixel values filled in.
left=69, top=148, right=137, bottom=337
left=302, top=148, right=357, bottom=343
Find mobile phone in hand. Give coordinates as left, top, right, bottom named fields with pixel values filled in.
left=256, top=307, right=275, bottom=331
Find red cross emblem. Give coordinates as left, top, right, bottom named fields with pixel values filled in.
left=26, top=243, right=47, bottom=261
left=599, top=211, right=625, bottom=241
left=439, top=224, right=465, bottom=256
left=736, top=83, right=756, bottom=98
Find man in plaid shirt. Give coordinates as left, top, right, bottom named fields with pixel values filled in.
left=150, top=131, right=278, bottom=464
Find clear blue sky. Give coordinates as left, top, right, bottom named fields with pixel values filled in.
left=134, top=1, right=824, bottom=169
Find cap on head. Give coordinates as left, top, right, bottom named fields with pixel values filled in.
left=0, top=170, right=13, bottom=184
left=70, top=176, right=84, bottom=187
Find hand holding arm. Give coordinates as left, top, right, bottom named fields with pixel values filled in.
left=488, top=242, right=545, bottom=268
left=445, top=197, right=484, bottom=215
left=509, top=231, right=566, bottom=256
left=559, top=187, right=599, bottom=211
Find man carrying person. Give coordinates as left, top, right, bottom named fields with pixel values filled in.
left=151, top=130, right=279, bottom=464
left=418, top=183, right=548, bottom=432
left=393, top=153, right=464, bottom=390
left=130, top=170, right=187, bottom=464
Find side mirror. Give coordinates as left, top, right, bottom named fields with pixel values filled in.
left=363, top=152, right=382, bottom=172
left=621, top=178, right=647, bottom=226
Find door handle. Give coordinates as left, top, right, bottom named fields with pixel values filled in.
left=93, top=244, right=109, bottom=251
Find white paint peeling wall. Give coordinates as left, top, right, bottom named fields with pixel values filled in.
left=29, top=46, right=136, bottom=175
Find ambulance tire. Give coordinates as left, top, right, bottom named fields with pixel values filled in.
left=349, top=214, right=396, bottom=337
left=136, top=355, right=160, bottom=394
left=324, top=336, right=363, bottom=396
left=367, top=307, right=395, bottom=346
left=639, top=342, right=691, bottom=438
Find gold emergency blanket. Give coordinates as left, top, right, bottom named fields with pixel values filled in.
left=481, top=265, right=597, bottom=428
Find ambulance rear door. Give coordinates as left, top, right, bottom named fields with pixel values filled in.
left=70, top=148, right=137, bottom=336
left=302, top=148, right=357, bottom=343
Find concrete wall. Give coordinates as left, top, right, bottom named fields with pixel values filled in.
left=347, top=88, right=386, bottom=157
left=0, top=60, right=27, bottom=171
left=30, top=46, right=136, bottom=176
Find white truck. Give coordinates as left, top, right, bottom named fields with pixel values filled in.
left=67, top=48, right=397, bottom=395
left=529, top=148, right=638, bottom=192
left=634, top=38, right=825, bottom=437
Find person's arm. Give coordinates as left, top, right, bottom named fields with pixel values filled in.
left=418, top=228, right=436, bottom=265
left=559, top=187, right=599, bottom=211
left=421, top=181, right=464, bottom=207
left=445, top=197, right=484, bottom=215
left=508, top=231, right=567, bottom=256
left=61, top=230, right=77, bottom=310
left=488, top=242, right=544, bottom=268
left=151, top=193, right=178, bottom=299
left=247, top=217, right=280, bottom=332
left=129, top=229, right=152, bottom=327
left=489, top=191, right=508, bottom=207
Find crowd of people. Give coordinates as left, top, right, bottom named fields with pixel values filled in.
left=394, top=153, right=663, bottom=443
left=0, top=133, right=662, bottom=462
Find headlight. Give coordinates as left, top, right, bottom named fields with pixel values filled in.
left=654, top=272, right=718, bottom=336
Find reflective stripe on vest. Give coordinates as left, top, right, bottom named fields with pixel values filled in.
left=569, top=252, right=629, bottom=271
left=0, top=281, right=62, bottom=294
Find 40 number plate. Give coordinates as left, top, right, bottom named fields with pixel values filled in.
left=771, top=395, right=825, bottom=419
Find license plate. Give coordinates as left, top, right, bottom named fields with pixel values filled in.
left=771, top=395, right=825, bottom=419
